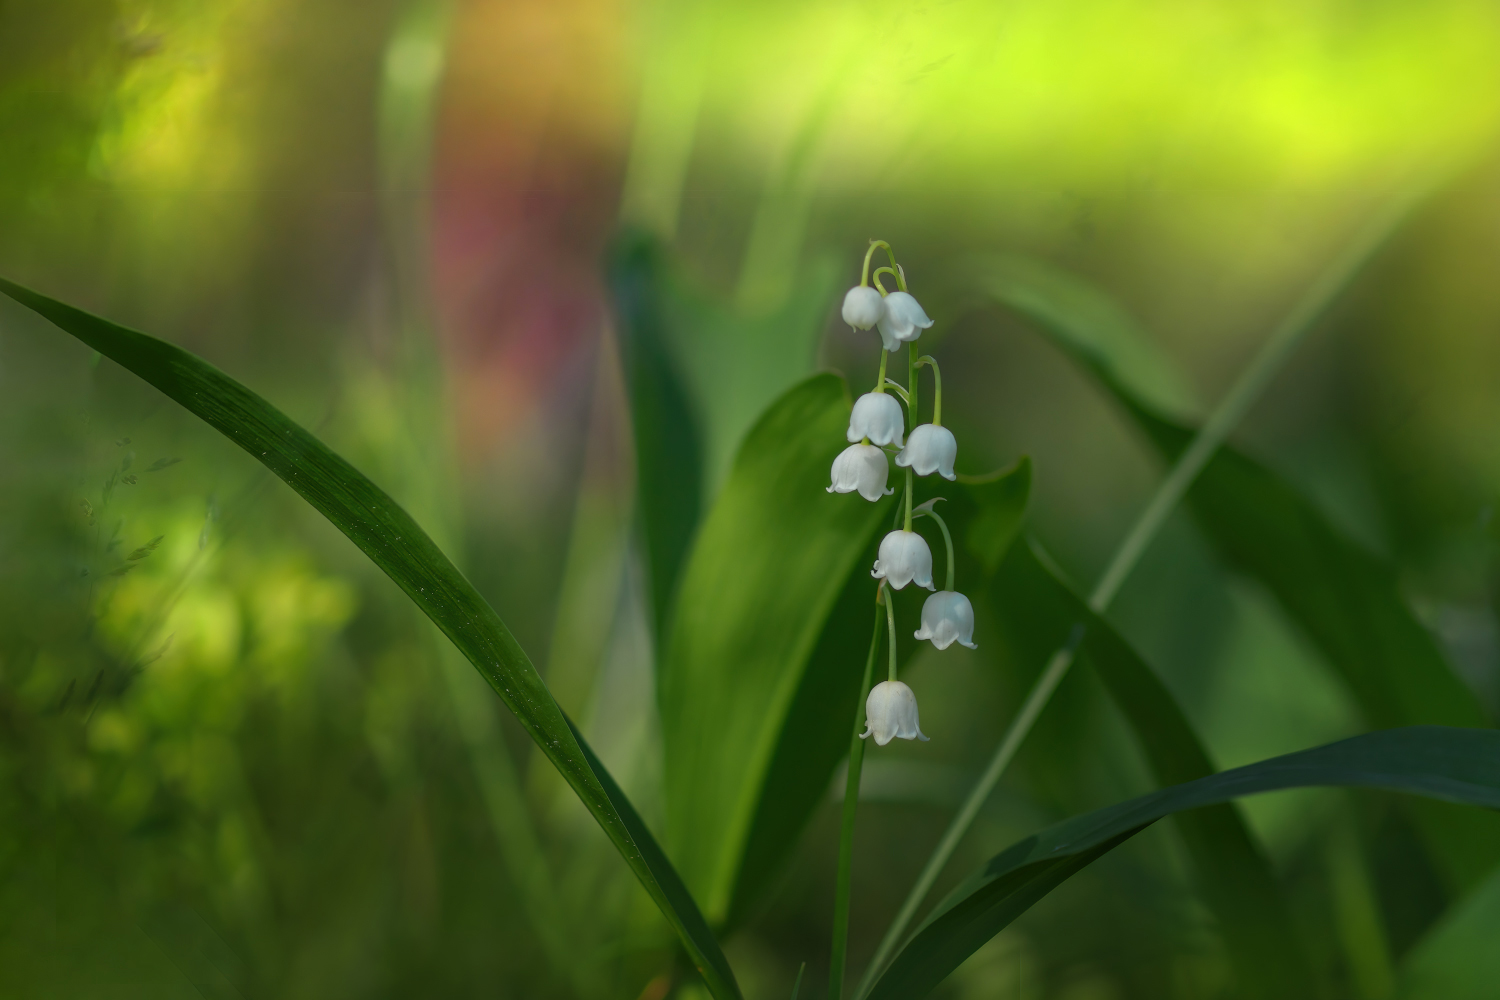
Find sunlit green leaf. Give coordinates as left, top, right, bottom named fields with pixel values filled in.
left=869, top=726, right=1500, bottom=1000
left=0, top=277, right=742, bottom=1000
left=660, top=373, right=894, bottom=924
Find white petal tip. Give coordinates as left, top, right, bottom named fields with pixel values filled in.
left=916, top=732, right=930, bottom=742
left=960, top=640, right=978, bottom=649
left=940, top=471, right=957, bottom=481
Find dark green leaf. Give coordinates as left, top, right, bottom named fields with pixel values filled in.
left=0, top=277, right=742, bottom=1000
left=984, top=255, right=1500, bottom=889
left=870, top=726, right=1500, bottom=1000
left=988, top=539, right=1315, bottom=998
left=608, top=230, right=838, bottom=639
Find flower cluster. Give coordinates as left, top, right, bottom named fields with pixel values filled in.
left=826, top=240, right=977, bottom=747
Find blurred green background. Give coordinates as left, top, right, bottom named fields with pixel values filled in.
left=4, top=0, right=1500, bottom=997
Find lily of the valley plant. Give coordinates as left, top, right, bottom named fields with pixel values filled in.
left=827, top=240, right=975, bottom=997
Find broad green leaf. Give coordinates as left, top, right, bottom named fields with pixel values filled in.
left=0, top=278, right=742, bottom=1000
left=869, top=726, right=1500, bottom=1000
left=721, top=459, right=1033, bottom=930
left=1397, top=862, right=1500, bottom=999
left=988, top=539, right=1315, bottom=998
left=985, top=255, right=1500, bottom=889
left=659, top=373, right=895, bottom=923
left=607, top=231, right=838, bottom=637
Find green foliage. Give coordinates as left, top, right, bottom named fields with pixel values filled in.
left=607, top=231, right=839, bottom=638
left=987, top=539, right=1316, bottom=998
left=985, top=255, right=1500, bottom=895
left=0, top=277, right=741, bottom=1000
left=868, top=726, right=1500, bottom=1000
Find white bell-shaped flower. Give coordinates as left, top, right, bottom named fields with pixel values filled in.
left=842, top=286, right=884, bottom=330
left=914, top=591, right=978, bottom=650
left=847, top=392, right=905, bottom=447
left=871, top=529, right=934, bottom=590
left=827, top=443, right=893, bottom=502
left=875, top=291, right=933, bottom=352
left=861, top=680, right=929, bottom=745
left=895, top=424, right=957, bottom=481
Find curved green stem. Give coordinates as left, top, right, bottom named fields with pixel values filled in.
left=860, top=239, right=892, bottom=287
left=903, top=468, right=913, bottom=533
left=828, top=599, right=884, bottom=1000
left=872, top=266, right=896, bottom=295
left=881, top=379, right=910, bottom=407
left=884, top=580, right=898, bottom=683
left=917, top=355, right=942, bottom=426
left=907, top=343, right=919, bottom=432
left=916, top=505, right=955, bottom=592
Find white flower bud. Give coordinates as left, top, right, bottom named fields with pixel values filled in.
left=875, top=291, right=933, bottom=352
left=861, top=680, right=929, bottom=745
left=871, top=529, right=934, bottom=590
left=842, top=286, right=884, bottom=330
left=914, top=591, right=977, bottom=650
left=847, top=392, right=905, bottom=447
left=895, top=424, right=957, bottom=481
left=827, top=443, right=894, bottom=502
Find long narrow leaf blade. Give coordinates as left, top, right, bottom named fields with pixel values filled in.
left=0, top=278, right=742, bottom=1000
left=985, top=256, right=1500, bottom=889
left=869, top=726, right=1500, bottom=1000
left=989, top=539, right=1314, bottom=998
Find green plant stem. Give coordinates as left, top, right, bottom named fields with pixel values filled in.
left=829, top=601, right=884, bottom=1000
left=908, top=343, right=919, bottom=430
left=903, top=468, right=914, bottom=532
left=918, top=356, right=942, bottom=426
left=885, top=579, right=899, bottom=683
left=874, top=347, right=889, bottom=393
left=881, top=379, right=910, bottom=406
left=917, top=507, right=955, bottom=592
left=861, top=240, right=894, bottom=286
left=853, top=175, right=1435, bottom=1000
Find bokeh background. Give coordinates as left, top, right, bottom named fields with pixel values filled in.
left=4, top=1, right=1500, bottom=997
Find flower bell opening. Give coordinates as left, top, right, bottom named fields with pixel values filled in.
left=848, top=392, right=906, bottom=447
left=895, top=424, right=958, bottom=481
left=871, top=529, right=935, bottom=591
left=914, top=590, right=978, bottom=650
left=876, top=291, right=933, bottom=352
left=842, top=286, right=884, bottom=330
left=860, top=680, right=929, bottom=745
left=828, top=443, right=893, bottom=501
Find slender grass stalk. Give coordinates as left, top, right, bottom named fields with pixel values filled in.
left=853, top=174, right=1438, bottom=999
left=829, top=597, right=885, bottom=1000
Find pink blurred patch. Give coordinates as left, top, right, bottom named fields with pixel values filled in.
left=430, top=0, right=632, bottom=462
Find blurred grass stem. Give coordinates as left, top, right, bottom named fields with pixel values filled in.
left=828, top=600, right=884, bottom=1000
left=854, top=174, right=1437, bottom=998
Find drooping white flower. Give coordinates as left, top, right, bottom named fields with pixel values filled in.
left=895, top=424, right=957, bottom=481
left=875, top=291, right=933, bottom=352
left=827, top=443, right=893, bottom=502
left=847, top=392, right=905, bottom=447
left=841, top=286, right=884, bottom=330
left=871, top=529, right=934, bottom=590
left=861, top=680, right=929, bottom=745
left=914, top=591, right=977, bottom=650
